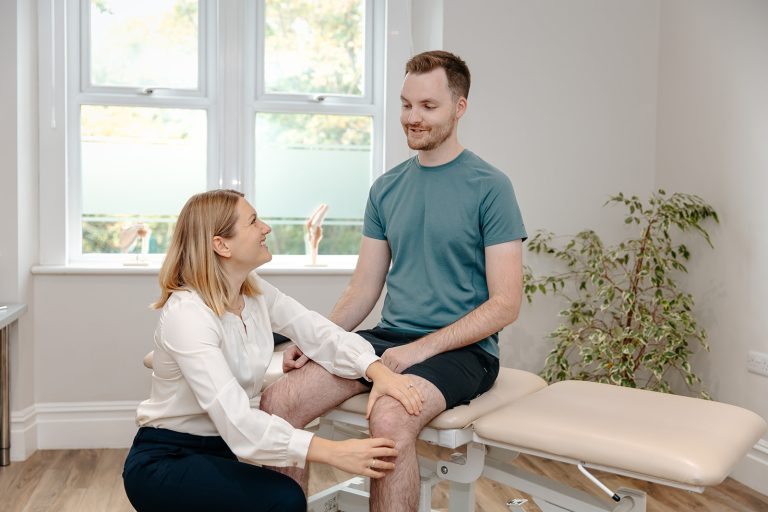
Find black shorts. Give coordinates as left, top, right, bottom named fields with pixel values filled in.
left=357, top=327, right=499, bottom=410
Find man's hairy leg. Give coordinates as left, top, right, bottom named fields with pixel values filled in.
left=259, top=361, right=368, bottom=493
left=368, top=376, right=446, bottom=512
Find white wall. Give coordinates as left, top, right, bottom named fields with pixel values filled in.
left=1, top=0, right=38, bottom=428
left=0, top=0, right=19, bottom=303
left=654, top=0, right=768, bottom=491
left=443, top=0, right=660, bottom=371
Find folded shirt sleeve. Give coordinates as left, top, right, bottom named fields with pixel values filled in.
left=159, top=298, right=314, bottom=467
left=255, top=274, right=379, bottom=380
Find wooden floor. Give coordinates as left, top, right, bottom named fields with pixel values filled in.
left=2, top=445, right=767, bottom=511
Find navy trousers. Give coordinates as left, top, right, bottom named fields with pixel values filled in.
left=123, top=427, right=306, bottom=512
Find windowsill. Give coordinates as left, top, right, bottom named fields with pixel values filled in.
left=31, top=255, right=358, bottom=276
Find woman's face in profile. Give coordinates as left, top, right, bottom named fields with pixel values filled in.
left=226, top=197, right=273, bottom=269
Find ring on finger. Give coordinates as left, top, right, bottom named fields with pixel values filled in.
left=369, top=458, right=376, bottom=469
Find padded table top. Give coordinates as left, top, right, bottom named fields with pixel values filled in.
left=335, top=368, right=547, bottom=429
left=473, top=380, right=767, bottom=487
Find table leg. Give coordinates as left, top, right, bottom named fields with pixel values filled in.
left=1, top=325, right=9, bottom=466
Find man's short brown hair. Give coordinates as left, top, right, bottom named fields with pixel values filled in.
left=405, top=50, right=471, bottom=100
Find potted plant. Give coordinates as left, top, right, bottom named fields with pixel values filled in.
left=523, top=190, right=718, bottom=398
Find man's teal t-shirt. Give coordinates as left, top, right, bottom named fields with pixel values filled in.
left=363, top=150, right=527, bottom=358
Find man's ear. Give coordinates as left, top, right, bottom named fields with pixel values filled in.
left=455, top=97, right=467, bottom=120
left=212, top=236, right=230, bottom=258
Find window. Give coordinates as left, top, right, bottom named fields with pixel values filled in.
left=74, top=0, right=212, bottom=262
left=41, top=0, right=402, bottom=266
left=250, top=0, right=383, bottom=257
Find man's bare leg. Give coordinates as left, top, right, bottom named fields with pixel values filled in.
left=259, top=361, right=368, bottom=493
left=367, top=375, right=446, bottom=512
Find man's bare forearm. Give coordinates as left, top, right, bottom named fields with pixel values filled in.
left=329, top=280, right=382, bottom=331
left=330, top=236, right=391, bottom=331
left=407, top=293, right=520, bottom=359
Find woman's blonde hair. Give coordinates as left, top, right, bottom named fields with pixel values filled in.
left=153, top=189, right=259, bottom=315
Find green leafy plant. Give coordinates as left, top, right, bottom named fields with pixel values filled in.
left=524, top=190, right=718, bottom=397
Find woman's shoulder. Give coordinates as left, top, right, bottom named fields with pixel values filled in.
left=157, top=289, right=223, bottom=345
left=161, top=289, right=217, bottom=323
left=164, top=288, right=203, bottom=308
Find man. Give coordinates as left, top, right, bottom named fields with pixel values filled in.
left=260, top=50, right=526, bottom=511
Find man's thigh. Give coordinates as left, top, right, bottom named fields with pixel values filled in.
left=404, top=345, right=499, bottom=410
left=357, top=328, right=499, bottom=410
left=261, top=361, right=368, bottom=423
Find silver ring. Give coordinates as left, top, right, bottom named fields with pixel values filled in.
left=369, top=458, right=376, bottom=468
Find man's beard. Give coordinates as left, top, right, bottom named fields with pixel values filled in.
left=404, top=120, right=454, bottom=151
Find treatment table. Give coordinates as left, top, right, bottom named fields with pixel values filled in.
left=143, top=346, right=767, bottom=512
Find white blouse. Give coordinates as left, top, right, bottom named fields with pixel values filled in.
left=136, top=273, right=379, bottom=468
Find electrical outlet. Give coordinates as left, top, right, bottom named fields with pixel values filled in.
left=747, top=350, right=768, bottom=377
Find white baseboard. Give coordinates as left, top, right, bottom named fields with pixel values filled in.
left=730, top=439, right=768, bottom=496
left=9, top=405, right=38, bottom=461
left=10, top=400, right=139, bottom=461
left=8, top=401, right=768, bottom=497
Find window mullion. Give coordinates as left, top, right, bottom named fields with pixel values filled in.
left=253, top=0, right=266, bottom=101
left=363, top=0, right=374, bottom=104
left=79, top=0, right=91, bottom=91
left=206, top=0, right=220, bottom=190
left=68, top=0, right=84, bottom=263
left=39, top=0, right=71, bottom=265
left=216, top=0, right=246, bottom=191
left=242, top=0, right=257, bottom=203
left=371, top=0, right=385, bottom=181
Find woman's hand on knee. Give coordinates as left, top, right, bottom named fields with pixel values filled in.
left=365, top=361, right=425, bottom=417
left=307, top=436, right=397, bottom=478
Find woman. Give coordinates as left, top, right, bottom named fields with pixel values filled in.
left=123, top=189, right=424, bottom=512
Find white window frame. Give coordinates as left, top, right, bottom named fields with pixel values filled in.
left=37, top=0, right=413, bottom=269
left=68, top=0, right=218, bottom=265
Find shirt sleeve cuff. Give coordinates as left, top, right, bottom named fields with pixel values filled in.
left=287, top=429, right=315, bottom=469
left=357, top=352, right=381, bottom=382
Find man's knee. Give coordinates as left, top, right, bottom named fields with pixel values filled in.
left=368, top=397, right=422, bottom=443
